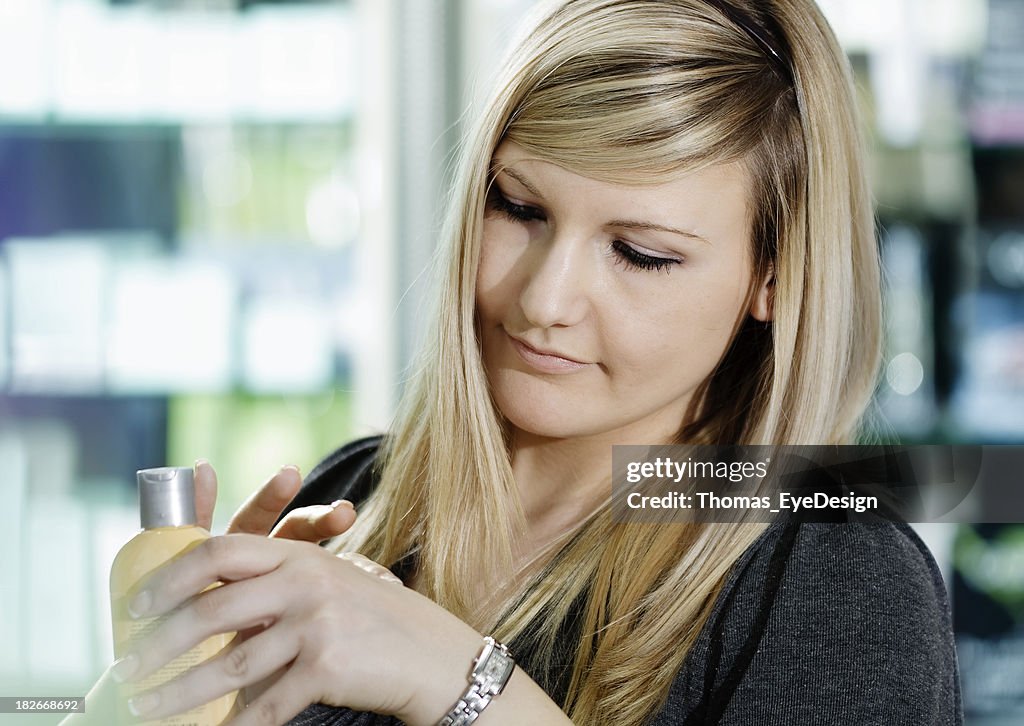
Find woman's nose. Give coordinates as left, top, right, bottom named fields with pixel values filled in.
left=517, top=232, right=592, bottom=329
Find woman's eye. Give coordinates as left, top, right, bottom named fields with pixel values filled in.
left=611, top=240, right=682, bottom=273
left=487, top=188, right=546, bottom=223
left=486, top=188, right=681, bottom=274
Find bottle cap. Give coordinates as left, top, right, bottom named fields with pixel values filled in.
left=137, top=467, right=198, bottom=529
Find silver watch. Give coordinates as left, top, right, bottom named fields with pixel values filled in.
left=437, top=636, right=515, bottom=726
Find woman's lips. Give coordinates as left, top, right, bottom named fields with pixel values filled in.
left=507, top=333, right=589, bottom=374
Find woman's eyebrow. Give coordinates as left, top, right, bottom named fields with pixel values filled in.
left=496, top=166, right=545, bottom=198
left=608, top=218, right=711, bottom=245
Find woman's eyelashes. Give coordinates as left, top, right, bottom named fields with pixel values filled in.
left=488, top=187, right=546, bottom=223
left=486, top=187, right=683, bottom=273
left=608, top=240, right=680, bottom=272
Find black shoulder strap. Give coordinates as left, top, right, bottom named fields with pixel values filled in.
left=273, top=435, right=384, bottom=528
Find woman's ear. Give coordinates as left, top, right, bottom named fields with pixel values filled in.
left=749, top=266, right=774, bottom=322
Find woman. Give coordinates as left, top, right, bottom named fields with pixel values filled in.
left=69, top=0, right=961, bottom=724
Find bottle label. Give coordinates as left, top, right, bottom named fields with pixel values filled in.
left=112, top=599, right=243, bottom=725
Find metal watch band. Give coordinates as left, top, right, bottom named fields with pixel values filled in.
left=437, top=637, right=515, bottom=726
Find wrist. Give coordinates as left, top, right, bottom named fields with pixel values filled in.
left=397, top=625, right=486, bottom=726
left=403, top=626, right=520, bottom=720
left=398, top=625, right=572, bottom=726
left=436, top=637, right=515, bottom=726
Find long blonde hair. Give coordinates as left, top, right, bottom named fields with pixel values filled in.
left=331, top=1, right=882, bottom=723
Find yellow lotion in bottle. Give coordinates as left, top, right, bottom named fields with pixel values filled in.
left=110, top=467, right=243, bottom=725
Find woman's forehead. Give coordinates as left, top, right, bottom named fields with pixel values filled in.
left=489, top=140, right=752, bottom=216
left=490, top=140, right=751, bottom=190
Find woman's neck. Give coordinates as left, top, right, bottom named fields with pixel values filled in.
left=510, top=431, right=612, bottom=538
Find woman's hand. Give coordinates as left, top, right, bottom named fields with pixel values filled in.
left=114, top=532, right=486, bottom=726
left=195, top=461, right=357, bottom=544
left=60, top=461, right=361, bottom=726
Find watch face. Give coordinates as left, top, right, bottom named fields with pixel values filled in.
left=483, top=652, right=514, bottom=683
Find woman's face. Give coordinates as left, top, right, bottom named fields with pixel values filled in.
left=475, top=141, right=772, bottom=444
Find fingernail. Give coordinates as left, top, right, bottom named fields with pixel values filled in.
left=280, top=464, right=300, bottom=474
left=128, top=691, right=160, bottom=717
left=128, top=590, right=151, bottom=619
left=111, top=653, right=139, bottom=683
left=194, top=458, right=209, bottom=472
left=331, top=499, right=354, bottom=510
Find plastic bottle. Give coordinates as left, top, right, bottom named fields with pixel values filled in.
left=109, top=467, right=243, bottom=724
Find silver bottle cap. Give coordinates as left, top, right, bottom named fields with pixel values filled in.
left=137, top=467, right=197, bottom=529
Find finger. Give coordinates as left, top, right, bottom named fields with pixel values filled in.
left=126, top=575, right=287, bottom=686
left=122, top=624, right=300, bottom=723
left=130, top=534, right=296, bottom=620
left=338, top=552, right=403, bottom=585
left=226, top=665, right=317, bottom=726
left=62, top=665, right=131, bottom=726
left=269, top=500, right=357, bottom=542
left=194, top=460, right=218, bottom=532
left=226, top=466, right=303, bottom=536
left=243, top=663, right=288, bottom=705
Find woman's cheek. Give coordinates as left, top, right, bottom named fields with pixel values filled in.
left=477, top=227, right=525, bottom=314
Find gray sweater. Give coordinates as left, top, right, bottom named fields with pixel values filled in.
left=282, top=438, right=963, bottom=725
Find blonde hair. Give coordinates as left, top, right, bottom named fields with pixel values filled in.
left=331, top=1, right=882, bottom=723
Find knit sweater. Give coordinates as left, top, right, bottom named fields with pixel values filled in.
left=279, top=437, right=963, bottom=725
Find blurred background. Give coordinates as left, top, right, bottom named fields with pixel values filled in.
left=0, top=0, right=1022, bottom=723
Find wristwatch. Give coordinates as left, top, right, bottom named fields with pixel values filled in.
left=437, top=637, right=515, bottom=726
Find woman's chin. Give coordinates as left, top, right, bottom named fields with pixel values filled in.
left=496, top=393, right=608, bottom=441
